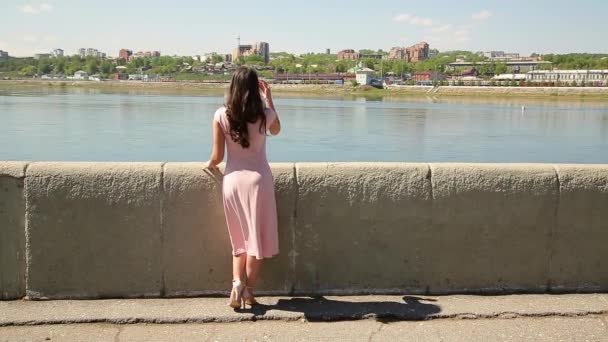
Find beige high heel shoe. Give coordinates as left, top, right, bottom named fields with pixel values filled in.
left=228, top=280, right=244, bottom=309
left=242, top=286, right=258, bottom=306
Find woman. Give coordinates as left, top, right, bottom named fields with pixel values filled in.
left=206, top=67, right=281, bottom=309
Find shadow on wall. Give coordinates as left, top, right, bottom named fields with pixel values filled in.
left=239, top=296, right=441, bottom=321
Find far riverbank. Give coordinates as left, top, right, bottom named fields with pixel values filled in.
left=2, top=80, right=608, bottom=100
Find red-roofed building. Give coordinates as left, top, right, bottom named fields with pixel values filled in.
left=118, top=49, right=132, bottom=61
left=412, top=71, right=446, bottom=83
left=337, top=49, right=360, bottom=60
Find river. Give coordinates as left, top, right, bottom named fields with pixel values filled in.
left=1, top=86, right=607, bottom=163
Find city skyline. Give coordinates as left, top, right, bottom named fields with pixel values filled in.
left=2, top=0, right=607, bottom=57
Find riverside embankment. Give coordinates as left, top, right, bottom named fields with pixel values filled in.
left=3, top=80, right=608, bottom=99
left=1, top=162, right=606, bottom=300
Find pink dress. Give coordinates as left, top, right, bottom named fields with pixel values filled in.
left=214, top=107, right=279, bottom=259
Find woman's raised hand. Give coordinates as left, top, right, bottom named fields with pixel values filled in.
left=258, top=80, right=272, bottom=101
left=258, top=80, right=275, bottom=110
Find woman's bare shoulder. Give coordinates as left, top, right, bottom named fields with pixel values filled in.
left=214, top=107, right=227, bottom=121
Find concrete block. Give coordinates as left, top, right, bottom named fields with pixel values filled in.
left=162, top=163, right=295, bottom=296
left=0, top=162, right=27, bottom=300
left=25, top=162, right=163, bottom=299
left=161, top=163, right=228, bottom=296
left=429, top=163, right=558, bottom=292
left=294, top=163, right=432, bottom=294
left=552, top=165, right=608, bottom=290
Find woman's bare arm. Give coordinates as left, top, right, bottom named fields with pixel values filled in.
left=260, top=80, right=281, bottom=135
left=206, top=119, right=225, bottom=168
left=267, top=96, right=281, bottom=136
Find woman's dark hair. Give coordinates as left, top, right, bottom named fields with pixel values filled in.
left=225, top=67, right=266, bottom=148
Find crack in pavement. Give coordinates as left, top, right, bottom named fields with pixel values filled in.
left=368, top=322, right=384, bottom=342
left=113, top=325, right=122, bottom=342
left=5, top=310, right=608, bottom=327
left=442, top=311, right=608, bottom=320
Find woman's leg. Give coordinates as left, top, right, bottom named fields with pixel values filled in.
left=243, top=255, right=262, bottom=304
left=245, top=255, right=262, bottom=287
left=228, top=253, right=247, bottom=308
left=233, top=253, right=247, bottom=281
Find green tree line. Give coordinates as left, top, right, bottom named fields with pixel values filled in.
left=539, top=54, right=608, bottom=69
left=0, top=55, right=117, bottom=77
left=0, top=55, right=208, bottom=78
left=2, top=52, right=608, bottom=79
left=0, top=53, right=266, bottom=78
left=267, top=50, right=486, bottom=76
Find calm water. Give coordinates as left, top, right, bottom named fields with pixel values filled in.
left=1, top=86, right=607, bottom=163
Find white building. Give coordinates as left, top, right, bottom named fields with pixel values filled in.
left=128, top=74, right=158, bottom=82
left=77, top=48, right=105, bottom=58
left=355, top=68, right=376, bottom=85
left=73, top=70, right=88, bottom=80
left=483, top=51, right=505, bottom=58
left=460, top=76, right=484, bottom=82
left=52, top=49, right=64, bottom=57
left=526, top=70, right=608, bottom=84
left=86, top=48, right=97, bottom=57
left=41, top=74, right=66, bottom=80
left=493, top=73, right=527, bottom=81
left=482, top=51, right=525, bottom=62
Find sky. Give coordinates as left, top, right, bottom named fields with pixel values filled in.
left=1, top=0, right=607, bottom=57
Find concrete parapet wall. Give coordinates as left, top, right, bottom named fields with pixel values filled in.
left=1, top=162, right=606, bottom=299
left=161, top=162, right=230, bottom=297
left=0, top=162, right=27, bottom=299
left=552, top=165, right=608, bottom=290
left=294, top=163, right=433, bottom=293
left=429, top=164, right=558, bottom=292
left=25, top=163, right=163, bottom=299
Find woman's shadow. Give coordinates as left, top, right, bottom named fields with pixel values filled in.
left=243, top=296, right=441, bottom=321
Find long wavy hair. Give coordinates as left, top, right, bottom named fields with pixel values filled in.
left=225, top=67, right=266, bottom=148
